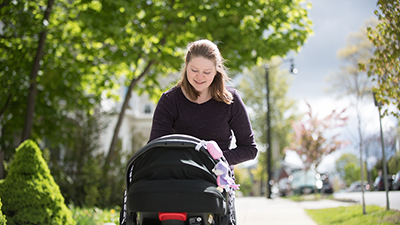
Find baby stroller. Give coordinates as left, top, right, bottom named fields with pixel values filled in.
left=121, top=134, right=234, bottom=225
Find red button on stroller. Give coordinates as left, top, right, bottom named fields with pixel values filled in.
left=121, top=134, right=233, bottom=225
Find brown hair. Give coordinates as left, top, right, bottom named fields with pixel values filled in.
left=178, top=39, right=233, bottom=104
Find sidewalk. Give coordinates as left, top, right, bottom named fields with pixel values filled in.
left=235, top=197, right=356, bottom=225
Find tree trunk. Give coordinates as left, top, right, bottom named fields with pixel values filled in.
left=104, top=60, right=155, bottom=166
left=21, top=0, right=54, bottom=142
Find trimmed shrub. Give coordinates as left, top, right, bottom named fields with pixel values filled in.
left=0, top=197, right=6, bottom=225
left=0, top=140, right=75, bottom=225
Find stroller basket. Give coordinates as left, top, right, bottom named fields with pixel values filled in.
left=124, top=134, right=230, bottom=225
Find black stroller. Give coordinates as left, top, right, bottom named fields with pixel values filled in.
left=121, top=134, right=233, bottom=225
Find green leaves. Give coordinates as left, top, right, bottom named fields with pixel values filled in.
left=362, top=0, right=400, bottom=117
left=1, top=0, right=313, bottom=205
left=0, top=140, right=75, bottom=225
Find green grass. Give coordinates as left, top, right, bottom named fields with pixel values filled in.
left=306, top=205, right=400, bottom=225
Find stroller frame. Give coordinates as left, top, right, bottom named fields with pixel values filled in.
left=122, top=134, right=232, bottom=225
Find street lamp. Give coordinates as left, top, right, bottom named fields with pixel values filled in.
left=374, top=92, right=390, bottom=210
left=265, top=58, right=297, bottom=199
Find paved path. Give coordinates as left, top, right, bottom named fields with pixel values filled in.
left=235, top=197, right=320, bottom=225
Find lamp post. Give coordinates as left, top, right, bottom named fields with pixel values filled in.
left=265, top=59, right=297, bottom=199
left=374, top=92, right=390, bottom=210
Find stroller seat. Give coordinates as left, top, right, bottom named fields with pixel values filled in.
left=123, top=134, right=231, bottom=225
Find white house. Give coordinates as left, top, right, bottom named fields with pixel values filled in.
left=99, top=89, right=156, bottom=157
left=99, top=74, right=180, bottom=156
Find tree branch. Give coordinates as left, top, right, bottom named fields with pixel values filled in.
left=104, top=59, right=156, bottom=166
left=21, top=0, right=54, bottom=142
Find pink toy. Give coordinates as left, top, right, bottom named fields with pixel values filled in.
left=213, top=161, right=240, bottom=190
left=206, top=141, right=239, bottom=190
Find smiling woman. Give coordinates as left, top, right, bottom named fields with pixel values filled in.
left=135, top=39, right=259, bottom=225
left=185, top=57, right=217, bottom=103
left=149, top=39, right=257, bottom=166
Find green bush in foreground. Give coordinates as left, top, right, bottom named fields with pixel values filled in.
left=0, top=197, right=6, bottom=225
left=0, top=140, right=75, bottom=225
left=306, top=205, right=400, bottom=225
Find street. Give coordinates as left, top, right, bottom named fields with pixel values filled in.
left=333, top=190, right=400, bottom=210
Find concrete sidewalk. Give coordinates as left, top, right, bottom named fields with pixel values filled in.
left=235, top=197, right=356, bottom=225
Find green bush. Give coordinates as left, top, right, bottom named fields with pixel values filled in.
left=0, top=140, right=75, bottom=225
left=70, top=204, right=120, bottom=225
left=0, top=197, right=6, bottom=225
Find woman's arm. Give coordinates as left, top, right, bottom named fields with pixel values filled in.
left=149, top=92, right=176, bottom=142
left=224, top=89, right=258, bottom=165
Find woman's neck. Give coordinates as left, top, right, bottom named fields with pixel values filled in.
left=195, top=92, right=212, bottom=104
left=182, top=88, right=211, bottom=104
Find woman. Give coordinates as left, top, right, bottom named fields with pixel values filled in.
left=121, top=39, right=257, bottom=225
left=149, top=39, right=258, bottom=166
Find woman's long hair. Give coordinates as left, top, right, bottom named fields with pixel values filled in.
left=178, top=39, right=233, bottom=104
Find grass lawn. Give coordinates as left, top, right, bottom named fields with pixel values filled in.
left=285, top=194, right=400, bottom=224
left=306, top=205, right=400, bottom=225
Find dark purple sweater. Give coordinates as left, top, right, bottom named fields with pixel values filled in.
left=149, top=86, right=258, bottom=165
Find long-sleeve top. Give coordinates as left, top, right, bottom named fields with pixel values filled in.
left=149, top=86, right=258, bottom=165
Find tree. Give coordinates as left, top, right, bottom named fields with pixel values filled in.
left=361, top=0, right=400, bottom=117
left=335, top=153, right=362, bottom=186
left=103, top=0, right=314, bottom=165
left=0, top=0, right=313, bottom=175
left=0, top=0, right=313, bottom=207
left=327, top=19, right=376, bottom=214
left=21, top=0, right=55, bottom=142
left=238, top=57, right=299, bottom=190
left=0, top=140, right=74, bottom=225
left=285, top=103, right=349, bottom=171
left=0, top=0, right=117, bottom=178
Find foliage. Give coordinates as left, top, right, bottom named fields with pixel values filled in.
left=0, top=140, right=74, bottom=225
left=0, top=0, right=313, bottom=208
left=48, top=111, right=127, bottom=208
left=0, top=0, right=115, bottom=173
left=387, top=150, right=400, bottom=174
left=360, top=0, right=400, bottom=117
left=306, top=205, right=400, bottom=225
left=70, top=205, right=120, bottom=225
left=0, top=0, right=313, bottom=160
left=335, top=153, right=362, bottom=186
left=0, top=198, right=6, bottom=225
left=238, top=58, right=299, bottom=183
left=233, top=167, right=254, bottom=197
left=104, top=0, right=315, bottom=164
left=285, top=103, right=349, bottom=170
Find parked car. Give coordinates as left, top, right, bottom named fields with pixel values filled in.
left=290, top=169, right=326, bottom=195
left=373, top=174, right=394, bottom=191
left=392, top=171, right=400, bottom=190
left=347, top=181, right=370, bottom=192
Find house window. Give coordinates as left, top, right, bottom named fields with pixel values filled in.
left=144, top=104, right=151, bottom=114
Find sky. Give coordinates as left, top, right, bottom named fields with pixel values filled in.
left=281, top=0, right=398, bottom=173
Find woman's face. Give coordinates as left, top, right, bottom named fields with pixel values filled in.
left=186, top=57, right=217, bottom=95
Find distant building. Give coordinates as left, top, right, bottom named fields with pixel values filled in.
left=99, top=89, right=155, bottom=157
left=99, top=74, right=180, bottom=156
